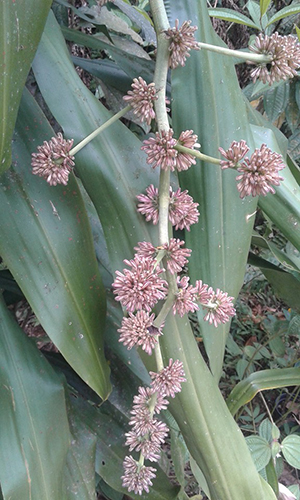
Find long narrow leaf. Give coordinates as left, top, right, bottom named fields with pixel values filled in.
left=0, top=0, right=52, bottom=173
left=170, top=0, right=259, bottom=378
left=226, top=367, right=300, bottom=415
left=0, top=295, right=70, bottom=500
left=266, top=4, right=300, bottom=27
left=0, top=89, right=111, bottom=399
left=207, top=8, right=259, bottom=29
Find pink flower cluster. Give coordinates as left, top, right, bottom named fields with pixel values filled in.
left=249, top=32, right=300, bottom=85
left=113, top=251, right=235, bottom=326
left=141, top=129, right=199, bottom=172
left=123, top=77, right=157, bottom=125
left=31, top=133, right=75, bottom=186
left=173, top=277, right=236, bottom=323
left=219, top=141, right=285, bottom=197
left=122, top=359, right=185, bottom=494
left=136, top=184, right=199, bottom=231
left=165, top=19, right=199, bottom=69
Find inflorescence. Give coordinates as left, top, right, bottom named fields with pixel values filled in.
left=165, top=19, right=199, bottom=69
left=112, top=231, right=235, bottom=494
left=31, top=133, right=75, bottom=186
left=249, top=32, right=300, bottom=85
left=219, top=141, right=285, bottom=198
left=29, top=14, right=290, bottom=497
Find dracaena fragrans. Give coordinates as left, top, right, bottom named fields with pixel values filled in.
left=29, top=2, right=289, bottom=496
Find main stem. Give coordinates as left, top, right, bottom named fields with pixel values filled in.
left=149, top=0, right=178, bottom=373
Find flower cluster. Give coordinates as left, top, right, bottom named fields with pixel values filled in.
left=141, top=128, right=199, bottom=172
left=219, top=141, right=285, bottom=197
left=123, top=77, right=157, bottom=125
left=165, top=19, right=199, bottom=69
left=118, top=311, right=163, bottom=355
left=122, top=360, right=185, bottom=494
left=172, top=278, right=235, bottom=323
left=112, top=257, right=168, bottom=312
left=135, top=239, right=192, bottom=274
left=136, top=184, right=199, bottom=231
left=249, top=32, right=300, bottom=85
left=31, top=133, right=75, bottom=186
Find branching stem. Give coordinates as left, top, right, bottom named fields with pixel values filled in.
left=70, top=104, right=132, bottom=155
left=175, top=143, right=222, bottom=165
left=197, top=41, right=272, bottom=64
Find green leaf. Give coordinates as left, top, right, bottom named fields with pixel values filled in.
left=251, top=234, right=300, bottom=273
left=247, top=0, right=262, bottom=28
left=61, top=26, right=155, bottom=84
left=260, top=0, right=271, bottom=17
left=65, top=394, right=97, bottom=500
left=265, top=459, right=279, bottom=496
left=171, top=1, right=259, bottom=379
left=259, top=419, right=273, bottom=442
left=113, top=0, right=156, bottom=44
left=0, top=0, right=52, bottom=173
left=226, top=367, right=300, bottom=415
left=281, top=435, right=300, bottom=469
left=248, top=253, right=300, bottom=312
left=170, top=429, right=188, bottom=489
left=189, top=455, right=211, bottom=499
left=245, top=436, right=272, bottom=471
left=0, top=88, right=111, bottom=400
left=0, top=294, right=70, bottom=500
left=289, top=484, right=300, bottom=500
left=288, top=314, right=300, bottom=338
left=263, top=83, right=289, bottom=123
left=266, top=5, right=300, bottom=27
left=207, top=8, right=259, bottom=29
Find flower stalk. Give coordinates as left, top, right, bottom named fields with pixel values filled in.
left=197, top=41, right=272, bottom=63
left=70, top=104, right=132, bottom=155
left=175, top=143, right=221, bottom=165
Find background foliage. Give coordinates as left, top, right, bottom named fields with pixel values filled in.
left=0, top=0, right=300, bottom=499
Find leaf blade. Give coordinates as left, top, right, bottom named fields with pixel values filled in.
left=0, top=88, right=111, bottom=399
left=0, top=295, right=70, bottom=500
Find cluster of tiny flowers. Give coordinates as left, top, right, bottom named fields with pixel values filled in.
left=249, top=32, right=300, bottom=85
left=134, top=239, right=192, bottom=274
left=136, top=184, right=199, bottom=231
left=123, top=77, right=157, bottom=125
left=112, top=256, right=168, bottom=312
left=173, top=276, right=198, bottom=317
left=219, top=140, right=249, bottom=169
left=118, top=311, right=163, bottom=355
left=122, top=361, right=185, bottom=494
left=219, top=141, right=285, bottom=198
left=165, top=19, right=199, bottom=69
left=203, top=288, right=236, bottom=327
left=31, top=133, right=75, bottom=186
left=172, top=278, right=235, bottom=323
left=141, top=128, right=199, bottom=172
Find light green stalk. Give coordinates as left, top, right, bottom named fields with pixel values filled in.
left=70, top=105, right=131, bottom=155
left=197, top=41, right=272, bottom=64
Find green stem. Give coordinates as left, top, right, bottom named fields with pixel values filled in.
left=150, top=0, right=179, bottom=371
left=198, top=41, right=272, bottom=64
left=153, top=289, right=176, bottom=329
left=175, top=144, right=221, bottom=165
left=69, top=104, right=132, bottom=155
